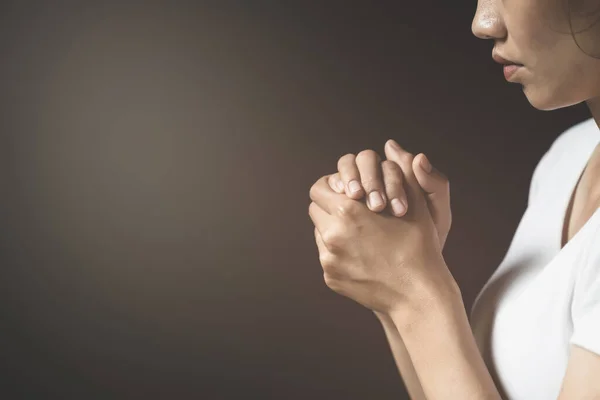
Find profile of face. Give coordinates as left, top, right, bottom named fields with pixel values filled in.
left=472, top=0, right=600, bottom=111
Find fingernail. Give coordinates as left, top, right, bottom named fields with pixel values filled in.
left=336, top=180, right=345, bottom=192
left=369, top=191, right=383, bottom=208
left=349, top=180, right=361, bottom=194
left=420, top=155, right=432, bottom=173
left=391, top=198, right=405, bottom=215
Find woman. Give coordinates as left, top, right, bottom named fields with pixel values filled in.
left=308, top=1, right=600, bottom=399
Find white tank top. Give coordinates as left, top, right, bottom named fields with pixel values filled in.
left=469, top=118, right=600, bottom=399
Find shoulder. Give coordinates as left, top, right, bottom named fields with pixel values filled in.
left=540, top=118, right=597, bottom=166
left=528, top=118, right=599, bottom=205
left=547, top=118, right=599, bottom=159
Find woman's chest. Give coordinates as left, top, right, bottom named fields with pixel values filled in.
left=485, top=256, right=576, bottom=398
left=470, top=198, right=600, bottom=398
left=562, top=163, right=600, bottom=249
left=470, top=231, right=581, bottom=399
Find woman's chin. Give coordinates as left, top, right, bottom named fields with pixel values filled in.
left=522, top=84, right=587, bottom=111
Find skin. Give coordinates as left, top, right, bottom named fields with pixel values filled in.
left=329, top=141, right=452, bottom=251
left=310, top=0, right=600, bottom=398
left=476, top=0, right=600, bottom=112
left=310, top=149, right=500, bottom=399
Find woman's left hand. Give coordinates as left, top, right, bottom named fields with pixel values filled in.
left=308, top=153, right=458, bottom=315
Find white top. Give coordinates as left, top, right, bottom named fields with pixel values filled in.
left=469, top=117, right=600, bottom=400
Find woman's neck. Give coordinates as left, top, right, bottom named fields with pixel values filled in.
left=586, top=96, right=600, bottom=132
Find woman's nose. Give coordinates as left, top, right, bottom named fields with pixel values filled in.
left=471, top=3, right=506, bottom=40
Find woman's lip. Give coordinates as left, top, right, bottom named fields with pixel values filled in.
left=492, top=52, right=522, bottom=65
left=503, top=64, right=523, bottom=81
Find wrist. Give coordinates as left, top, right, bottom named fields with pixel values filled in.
left=390, top=274, right=463, bottom=335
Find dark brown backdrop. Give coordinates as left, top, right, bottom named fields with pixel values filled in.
left=0, top=1, right=591, bottom=399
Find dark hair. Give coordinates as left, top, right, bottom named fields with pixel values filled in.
left=567, top=0, right=600, bottom=58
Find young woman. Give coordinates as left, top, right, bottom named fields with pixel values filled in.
left=308, top=1, right=600, bottom=399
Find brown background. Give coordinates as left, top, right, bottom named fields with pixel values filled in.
left=0, top=1, right=591, bottom=399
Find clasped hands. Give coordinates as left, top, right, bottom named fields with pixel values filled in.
left=308, top=139, right=457, bottom=317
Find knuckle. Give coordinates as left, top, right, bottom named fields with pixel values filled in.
left=381, top=161, right=402, bottom=185
left=319, top=252, right=336, bottom=270
left=320, top=229, right=335, bottom=245
left=323, top=272, right=338, bottom=289
left=361, top=175, right=382, bottom=191
left=309, top=184, right=318, bottom=201
left=336, top=199, right=361, bottom=217
left=338, top=153, right=356, bottom=168
left=355, top=149, right=379, bottom=162
left=381, top=159, right=401, bottom=173
left=384, top=180, right=402, bottom=195
left=321, top=232, right=343, bottom=252
left=328, top=174, right=340, bottom=191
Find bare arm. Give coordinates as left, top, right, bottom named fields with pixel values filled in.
left=390, top=278, right=502, bottom=400
left=374, top=311, right=427, bottom=400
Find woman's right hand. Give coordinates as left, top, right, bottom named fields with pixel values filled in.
left=327, top=139, right=452, bottom=252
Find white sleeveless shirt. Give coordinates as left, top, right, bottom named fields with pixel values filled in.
left=469, top=118, right=600, bottom=399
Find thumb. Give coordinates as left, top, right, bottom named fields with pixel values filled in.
left=412, top=153, right=450, bottom=223
left=412, top=153, right=447, bottom=197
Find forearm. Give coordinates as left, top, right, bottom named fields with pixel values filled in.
left=375, top=311, right=427, bottom=400
left=390, top=280, right=502, bottom=400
